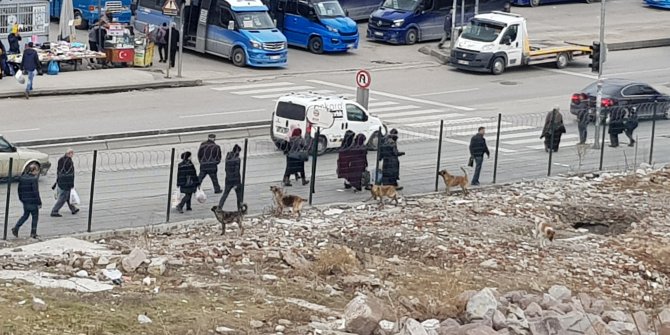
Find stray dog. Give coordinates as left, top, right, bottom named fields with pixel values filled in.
left=211, top=204, right=248, bottom=235
left=270, top=186, right=306, bottom=218
left=437, top=167, right=469, bottom=196
left=535, top=221, right=556, bottom=248
left=364, top=184, right=400, bottom=206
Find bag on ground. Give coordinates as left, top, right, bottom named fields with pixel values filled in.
left=14, top=70, right=25, bottom=84
left=47, top=60, right=60, bottom=75
left=171, top=189, right=181, bottom=208
left=195, top=188, right=207, bottom=204
left=70, top=188, right=81, bottom=205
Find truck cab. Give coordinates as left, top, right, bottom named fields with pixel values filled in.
left=267, top=0, right=359, bottom=53
left=367, top=0, right=450, bottom=45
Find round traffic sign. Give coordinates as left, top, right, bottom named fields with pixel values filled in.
left=356, top=70, right=371, bottom=89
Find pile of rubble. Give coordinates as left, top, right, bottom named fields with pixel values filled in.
left=1, top=165, right=670, bottom=334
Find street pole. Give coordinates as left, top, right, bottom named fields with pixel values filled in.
left=165, top=24, right=172, bottom=79
left=449, top=0, right=457, bottom=49
left=460, top=0, right=464, bottom=30
left=592, top=0, right=606, bottom=149
left=474, top=0, right=479, bottom=15
left=177, top=3, right=184, bottom=78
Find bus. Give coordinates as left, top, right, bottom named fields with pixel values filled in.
left=50, top=0, right=132, bottom=29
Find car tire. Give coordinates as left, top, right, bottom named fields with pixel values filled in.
left=317, top=136, right=328, bottom=156
left=530, top=0, right=540, bottom=6
left=491, top=57, right=506, bottom=75
left=406, top=28, right=418, bottom=45
left=556, top=53, right=569, bottom=69
left=309, top=36, right=324, bottom=54
left=74, top=11, right=88, bottom=30
left=232, top=47, right=246, bottom=67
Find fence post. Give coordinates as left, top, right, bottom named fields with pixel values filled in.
left=599, top=115, right=606, bottom=170
left=547, top=111, right=556, bottom=176
left=241, top=139, right=248, bottom=204
left=86, top=151, right=98, bottom=233
left=492, top=114, right=502, bottom=184
left=434, top=120, right=444, bottom=192
left=649, top=102, right=657, bottom=165
left=375, top=127, right=382, bottom=185
left=166, top=148, right=176, bottom=223
left=3, top=158, right=13, bottom=240
left=308, top=128, right=320, bottom=206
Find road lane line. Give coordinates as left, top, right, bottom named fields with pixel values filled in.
left=1, top=128, right=41, bottom=133
left=533, top=67, right=598, bottom=79
left=411, top=88, right=480, bottom=97
left=608, top=67, right=670, bottom=76
left=232, top=86, right=314, bottom=95
left=504, top=134, right=578, bottom=145
left=376, top=109, right=464, bottom=119
left=452, top=126, right=536, bottom=137
left=211, top=82, right=294, bottom=91
left=307, top=80, right=475, bottom=111
left=179, top=109, right=266, bottom=119
left=368, top=101, right=398, bottom=107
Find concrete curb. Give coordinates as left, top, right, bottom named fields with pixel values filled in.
left=0, top=79, right=203, bottom=99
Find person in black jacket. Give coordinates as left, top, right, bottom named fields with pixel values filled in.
left=51, top=149, right=79, bottom=217
left=577, top=108, right=590, bottom=145
left=169, top=23, right=179, bottom=68
left=21, top=41, right=41, bottom=99
left=469, top=127, right=490, bottom=186
left=176, top=151, right=199, bottom=213
left=7, top=32, right=21, bottom=54
left=197, top=134, right=222, bottom=193
left=379, top=128, right=404, bottom=190
left=283, top=128, right=309, bottom=186
left=11, top=164, right=42, bottom=239
left=608, top=108, right=626, bottom=148
left=624, top=107, right=638, bottom=147
left=218, top=144, right=243, bottom=210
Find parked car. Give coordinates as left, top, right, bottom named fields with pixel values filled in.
left=0, top=135, right=51, bottom=179
left=644, top=0, right=670, bottom=9
left=570, top=78, right=670, bottom=120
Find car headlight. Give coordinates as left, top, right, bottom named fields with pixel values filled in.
left=250, top=40, right=262, bottom=49
left=326, top=25, right=338, bottom=33
left=392, top=19, right=404, bottom=27
left=481, top=44, right=494, bottom=51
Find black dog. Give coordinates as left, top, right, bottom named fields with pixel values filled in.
left=211, top=204, right=247, bottom=235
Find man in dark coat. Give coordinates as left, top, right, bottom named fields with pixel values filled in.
left=51, top=149, right=80, bottom=217
left=608, top=108, right=625, bottom=148
left=379, top=128, right=404, bottom=190
left=7, top=32, right=22, bottom=54
left=169, top=23, right=179, bottom=68
left=11, top=164, right=42, bottom=239
left=577, top=108, right=590, bottom=145
left=624, top=107, right=638, bottom=147
left=337, top=130, right=355, bottom=189
left=21, top=42, right=41, bottom=99
left=540, top=107, right=567, bottom=152
left=176, top=151, right=199, bottom=213
left=469, top=126, right=490, bottom=186
left=218, top=144, right=243, bottom=210
left=198, top=134, right=222, bottom=193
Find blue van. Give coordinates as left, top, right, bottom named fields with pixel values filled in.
left=339, top=0, right=382, bottom=20
left=50, top=0, right=132, bottom=30
left=510, top=0, right=593, bottom=6
left=266, top=0, right=359, bottom=53
left=135, top=0, right=288, bottom=67
left=367, top=0, right=508, bottom=44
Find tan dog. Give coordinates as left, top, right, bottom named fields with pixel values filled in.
left=535, top=221, right=556, bottom=248
left=270, top=186, right=306, bottom=218
left=211, top=204, right=247, bottom=235
left=437, top=167, right=469, bottom=195
left=364, top=184, right=400, bottom=206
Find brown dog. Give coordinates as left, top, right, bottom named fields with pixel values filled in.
left=270, top=186, right=306, bottom=218
left=364, top=184, right=400, bottom=206
left=437, top=167, right=469, bottom=195
left=211, top=204, right=247, bottom=235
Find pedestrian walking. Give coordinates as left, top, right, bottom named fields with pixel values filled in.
left=348, top=133, right=369, bottom=192
left=197, top=134, right=223, bottom=193
left=469, top=127, right=490, bottom=186
left=169, top=22, right=179, bottom=68
left=540, top=107, right=567, bottom=152
left=176, top=151, right=199, bottom=213
left=51, top=149, right=80, bottom=217
left=157, top=23, right=168, bottom=63
left=379, top=128, right=404, bottom=190
left=11, top=164, right=42, bottom=239
left=218, top=144, right=244, bottom=210
left=608, top=108, right=625, bottom=148
left=577, top=108, right=591, bottom=144
left=337, top=130, right=355, bottom=189
left=283, top=128, right=309, bottom=186
left=624, top=107, right=638, bottom=147
left=0, top=39, right=9, bottom=79
left=20, top=42, right=40, bottom=99
left=87, top=25, right=101, bottom=68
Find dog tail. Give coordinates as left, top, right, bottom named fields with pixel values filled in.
left=460, top=166, right=469, bottom=184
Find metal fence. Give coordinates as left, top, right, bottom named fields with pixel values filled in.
left=1, top=101, right=669, bottom=239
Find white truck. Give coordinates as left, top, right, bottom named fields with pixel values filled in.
left=449, top=11, right=591, bottom=75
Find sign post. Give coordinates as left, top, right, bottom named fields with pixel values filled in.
left=306, top=105, right=335, bottom=205
left=162, top=0, right=179, bottom=79
left=355, top=69, right=371, bottom=109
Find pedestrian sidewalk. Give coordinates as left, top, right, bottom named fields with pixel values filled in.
left=0, top=67, right=201, bottom=99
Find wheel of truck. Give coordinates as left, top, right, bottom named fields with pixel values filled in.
left=530, top=0, right=540, bottom=6
left=317, top=136, right=328, bottom=155
left=309, top=37, right=324, bottom=54
left=406, top=28, right=418, bottom=45
left=232, top=48, right=246, bottom=67
left=556, top=53, right=569, bottom=69
left=74, top=11, right=88, bottom=30
left=491, top=57, right=506, bottom=75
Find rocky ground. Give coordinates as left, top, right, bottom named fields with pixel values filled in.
left=1, top=165, right=670, bottom=335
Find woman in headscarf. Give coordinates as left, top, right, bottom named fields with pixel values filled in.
left=347, top=133, right=369, bottom=192
left=540, top=107, right=566, bottom=152
left=379, top=129, right=404, bottom=189
left=283, top=128, right=309, bottom=186
left=176, top=151, right=199, bottom=213
left=337, top=130, right=356, bottom=189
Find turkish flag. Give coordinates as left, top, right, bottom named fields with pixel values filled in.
left=116, top=49, right=134, bottom=62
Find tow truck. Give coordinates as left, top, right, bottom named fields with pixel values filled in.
left=449, top=11, right=591, bottom=75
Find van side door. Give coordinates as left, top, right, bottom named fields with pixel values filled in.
left=206, top=5, right=237, bottom=57
left=283, top=0, right=311, bottom=47
left=498, top=24, right=521, bottom=67
left=414, top=0, right=441, bottom=41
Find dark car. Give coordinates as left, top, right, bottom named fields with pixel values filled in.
left=570, top=78, right=670, bottom=121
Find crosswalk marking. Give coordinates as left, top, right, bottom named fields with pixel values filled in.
left=408, top=117, right=491, bottom=129
left=452, top=126, right=535, bottom=137
left=369, top=105, right=420, bottom=113
left=211, top=82, right=294, bottom=91
left=497, top=130, right=543, bottom=140
left=386, top=114, right=466, bottom=124
left=378, top=109, right=465, bottom=119
left=232, top=86, right=315, bottom=95
left=504, top=134, right=579, bottom=145
left=253, top=89, right=335, bottom=99
left=368, top=101, right=398, bottom=107
left=527, top=140, right=582, bottom=150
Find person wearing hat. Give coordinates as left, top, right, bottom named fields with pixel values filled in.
left=218, top=144, right=244, bottom=210
left=176, top=151, right=199, bottom=213
left=540, top=106, right=566, bottom=153
left=20, top=41, right=41, bottom=99
left=378, top=128, right=405, bottom=190
left=197, top=134, right=223, bottom=194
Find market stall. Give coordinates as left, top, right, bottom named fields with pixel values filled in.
left=104, top=23, right=135, bottom=65
left=6, top=41, right=106, bottom=71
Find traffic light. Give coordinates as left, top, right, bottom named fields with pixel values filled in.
left=589, top=42, right=601, bottom=73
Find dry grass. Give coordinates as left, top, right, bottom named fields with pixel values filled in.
left=311, top=245, right=361, bottom=276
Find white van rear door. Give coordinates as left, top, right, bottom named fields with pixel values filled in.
left=274, top=101, right=307, bottom=140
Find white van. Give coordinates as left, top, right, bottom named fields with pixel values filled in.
left=270, top=92, right=387, bottom=154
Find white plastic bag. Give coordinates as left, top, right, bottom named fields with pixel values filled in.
left=195, top=188, right=207, bottom=204
left=15, top=70, right=25, bottom=85
left=69, top=188, right=81, bottom=205
left=171, top=189, right=181, bottom=208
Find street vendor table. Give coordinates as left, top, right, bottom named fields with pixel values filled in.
left=7, top=46, right=107, bottom=71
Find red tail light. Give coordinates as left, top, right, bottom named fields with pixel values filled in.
left=601, top=98, right=616, bottom=107
left=571, top=93, right=587, bottom=104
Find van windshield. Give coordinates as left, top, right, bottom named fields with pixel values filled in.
left=313, top=0, right=346, bottom=17
left=380, top=0, right=419, bottom=11
left=236, top=11, right=275, bottom=30
left=277, top=102, right=306, bottom=120
left=460, top=19, right=504, bottom=42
